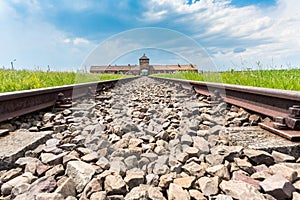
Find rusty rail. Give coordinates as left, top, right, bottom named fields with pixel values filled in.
left=152, top=77, right=300, bottom=118
left=0, top=77, right=137, bottom=122
left=151, top=77, right=300, bottom=141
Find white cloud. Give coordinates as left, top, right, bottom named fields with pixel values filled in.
left=63, top=38, right=71, bottom=44
left=1, top=0, right=300, bottom=71
left=142, top=0, right=300, bottom=69
left=63, top=37, right=92, bottom=45
left=143, top=10, right=169, bottom=22
left=73, top=37, right=90, bottom=45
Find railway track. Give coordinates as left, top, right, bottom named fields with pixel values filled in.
left=153, top=77, right=300, bottom=141
left=0, top=76, right=300, bottom=199
left=0, top=77, right=137, bottom=123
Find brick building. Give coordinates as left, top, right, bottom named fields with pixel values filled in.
left=90, top=54, right=198, bottom=75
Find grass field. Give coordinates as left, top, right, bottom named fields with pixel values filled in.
left=0, top=69, right=131, bottom=93
left=152, top=69, right=300, bottom=91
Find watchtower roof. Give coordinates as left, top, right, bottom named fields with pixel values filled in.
left=139, top=54, right=149, bottom=60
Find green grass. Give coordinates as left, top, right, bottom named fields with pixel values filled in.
left=152, top=69, right=300, bottom=91
left=0, top=69, right=132, bottom=93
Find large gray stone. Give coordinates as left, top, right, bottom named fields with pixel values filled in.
left=243, top=149, right=274, bottom=166
left=0, top=167, right=22, bottom=182
left=159, top=172, right=176, bottom=188
left=35, top=192, right=64, bottom=200
left=282, top=163, right=300, bottom=180
left=168, top=183, right=190, bottom=200
left=153, top=164, right=169, bottom=175
left=269, top=164, right=298, bottom=182
left=124, top=155, right=138, bottom=169
left=176, top=152, right=189, bottom=163
left=121, top=122, right=140, bottom=133
left=55, top=177, right=76, bottom=198
left=184, top=147, right=200, bottom=158
left=234, top=156, right=254, bottom=171
left=128, top=138, right=143, bottom=148
left=104, top=174, right=127, bottom=195
left=124, top=168, right=145, bottom=189
left=272, top=151, right=295, bottom=163
left=15, top=156, right=48, bottom=176
left=211, top=145, right=243, bottom=162
left=124, top=185, right=165, bottom=200
left=205, top=154, right=224, bottom=166
left=81, top=177, right=103, bottom=200
left=1, top=172, right=36, bottom=195
left=198, top=176, right=219, bottom=196
left=220, top=180, right=265, bottom=200
left=15, top=157, right=40, bottom=167
left=146, top=173, right=159, bottom=186
left=11, top=183, right=30, bottom=198
left=27, top=176, right=57, bottom=199
left=260, top=174, right=296, bottom=200
left=232, top=171, right=260, bottom=190
left=206, top=164, right=230, bottom=180
left=0, top=131, right=52, bottom=169
left=41, top=152, right=68, bottom=165
left=181, top=135, right=193, bottom=146
left=193, top=136, right=210, bottom=154
left=96, top=156, right=110, bottom=170
left=141, top=153, right=158, bottom=162
left=43, top=138, right=61, bottom=154
left=182, top=161, right=205, bottom=177
left=81, top=152, right=99, bottom=162
left=109, top=159, right=127, bottom=176
left=173, top=176, right=196, bottom=189
left=66, top=160, right=95, bottom=193
left=45, top=164, right=64, bottom=177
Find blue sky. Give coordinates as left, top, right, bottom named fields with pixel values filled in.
left=0, top=0, right=299, bottom=71
left=230, top=0, right=276, bottom=7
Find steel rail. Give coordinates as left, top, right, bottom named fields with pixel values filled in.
left=0, top=77, right=137, bottom=123
left=152, top=77, right=300, bottom=141
left=151, top=77, right=300, bottom=119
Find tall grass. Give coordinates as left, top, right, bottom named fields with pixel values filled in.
left=0, top=69, right=131, bottom=93
left=152, top=69, right=300, bottom=91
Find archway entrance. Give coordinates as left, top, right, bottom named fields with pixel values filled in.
left=141, top=69, right=148, bottom=76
